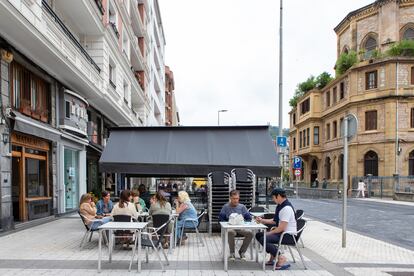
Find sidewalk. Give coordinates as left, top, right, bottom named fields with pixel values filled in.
left=0, top=216, right=412, bottom=275
left=354, top=197, right=414, bottom=207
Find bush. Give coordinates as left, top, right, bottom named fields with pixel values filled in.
left=289, top=72, right=332, bottom=108
left=335, top=51, right=358, bottom=76
left=386, top=40, right=414, bottom=57
left=315, top=72, right=333, bottom=89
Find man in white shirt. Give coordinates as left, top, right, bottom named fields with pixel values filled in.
left=255, top=188, right=296, bottom=270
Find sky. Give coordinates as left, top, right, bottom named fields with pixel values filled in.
left=159, top=0, right=374, bottom=127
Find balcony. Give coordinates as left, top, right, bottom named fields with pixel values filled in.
left=42, top=1, right=101, bottom=73
left=109, top=21, right=120, bottom=38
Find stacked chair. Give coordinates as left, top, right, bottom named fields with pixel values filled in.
left=231, top=168, right=256, bottom=210
left=207, top=171, right=231, bottom=233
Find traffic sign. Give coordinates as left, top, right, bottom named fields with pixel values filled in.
left=293, top=156, right=302, bottom=169
left=276, top=136, right=287, bottom=147
left=294, top=169, right=301, bottom=177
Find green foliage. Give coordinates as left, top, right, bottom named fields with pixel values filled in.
left=335, top=50, right=358, bottom=76
left=296, top=75, right=316, bottom=94
left=289, top=95, right=300, bottom=108
left=386, top=40, right=414, bottom=57
left=315, top=72, right=333, bottom=89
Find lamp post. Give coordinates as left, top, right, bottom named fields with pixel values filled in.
left=217, top=109, right=228, bottom=126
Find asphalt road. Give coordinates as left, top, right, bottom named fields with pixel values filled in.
left=288, top=198, right=414, bottom=251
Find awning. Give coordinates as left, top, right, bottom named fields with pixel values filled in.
left=10, top=111, right=61, bottom=142
left=99, top=126, right=280, bottom=177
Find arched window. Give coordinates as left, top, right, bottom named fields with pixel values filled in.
left=342, top=46, right=349, bottom=55
left=364, top=151, right=378, bottom=176
left=403, top=28, right=414, bottom=40
left=325, top=157, right=331, bottom=179
left=364, top=36, right=377, bottom=58
left=409, top=151, right=414, bottom=176
left=338, top=154, right=344, bottom=179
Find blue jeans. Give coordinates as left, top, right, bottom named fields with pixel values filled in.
left=176, top=219, right=198, bottom=240
left=90, top=216, right=112, bottom=230
left=255, top=232, right=282, bottom=257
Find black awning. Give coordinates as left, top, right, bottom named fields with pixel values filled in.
left=99, top=126, right=280, bottom=177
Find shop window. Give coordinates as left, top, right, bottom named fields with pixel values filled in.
left=365, top=110, right=377, bottom=130
left=313, top=126, right=319, bottom=145
left=26, top=158, right=47, bottom=198
left=340, top=82, right=345, bottom=99
left=365, top=71, right=378, bottom=90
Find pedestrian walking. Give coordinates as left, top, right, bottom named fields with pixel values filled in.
left=356, top=179, right=366, bottom=198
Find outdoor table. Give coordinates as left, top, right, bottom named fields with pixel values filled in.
left=220, top=221, right=267, bottom=271
left=98, top=221, right=148, bottom=273
left=137, top=212, right=150, bottom=222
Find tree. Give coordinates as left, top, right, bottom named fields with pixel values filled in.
left=335, top=51, right=358, bottom=76
left=315, top=72, right=333, bottom=89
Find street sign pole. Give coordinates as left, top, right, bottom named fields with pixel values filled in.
left=296, top=175, right=299, bottom=199
left=342, top=117, right=348, bottom=248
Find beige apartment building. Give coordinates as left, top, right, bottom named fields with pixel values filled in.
left=289, top=0, right=414, bottom=186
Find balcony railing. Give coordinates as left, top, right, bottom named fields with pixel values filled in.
left=94, top=0, right=105, bottom=15
left=109, top=22, right=120, bottom=38
left=42, top=0, right=101, bottom=73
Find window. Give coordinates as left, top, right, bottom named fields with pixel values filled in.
left=364, top=151, right=378, bottom=176
left=313, top=126, right=319, bottom=145
left=299, top=131, right=302, bottom=148
left=364, top=36, right=377, bottom=58
left=326, top=123, right=331, bottom=140
left=10, top=62, right=49, bottom=122
left=293, top=137, right=296, bottom=151
left=340, top=117, right=344, bottom=137
left=303, top=130, right=306, bottom=147
left=333, top=121, right=337, bottom=138
left=306, top=128, right=310, bottom=146
left=109, top=62, right=116, bottom=88
left=365, top=71, right=378, bottom=90
left=301, top=98, right=310, bottom=114
left=411, top=67, right=414, bottom=85
left=403, top=28, right=414, bottom=40
left=26, top=158, right=47, bottom=198
left=340, top=82, right=345, bottom=99
left=338, top=154, right=344, bottom=179
left=409, top=151, right=414, bottom=176
left=326, top=91, right=330, bottom=107
left=292, top=113, right=296, bottom=125
left=411, top=108, right=414, bottom=128
left=332, top=87, right=337, bottom=104
left=365, top=110, right=377, bottom=130
left=65, top=101, right=71, bottom=119
left=325, top=157, right=331, bottom=179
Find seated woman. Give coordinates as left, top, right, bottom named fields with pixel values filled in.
left=111, top=190, right=139, bottom=221
left=132, top=190, right=146, bottom=212
left=149, top=191, right=173, bottom=248
left=175, top=191, right=198, bottom=245
left=96, top=191, right=113, bottom=216
left=79, top=193, right=111, bottom=230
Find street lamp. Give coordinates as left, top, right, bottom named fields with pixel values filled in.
left=217, top=109, right=228, bottom=126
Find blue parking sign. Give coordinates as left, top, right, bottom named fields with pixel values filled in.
left=293, top=156, right=302, bottom=169
left=276, top=136, right=287, bottom=147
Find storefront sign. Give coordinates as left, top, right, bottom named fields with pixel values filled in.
left=11, top=132, right=50, bottom=151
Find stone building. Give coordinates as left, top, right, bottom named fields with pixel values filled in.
left=165, top=66, right=180, bottom=126
left=289, top=0, right=414, bottom=187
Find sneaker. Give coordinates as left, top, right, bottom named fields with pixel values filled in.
left=229, top=253, right=236, bottom=261
left=239, top=251, right=246, bottom=261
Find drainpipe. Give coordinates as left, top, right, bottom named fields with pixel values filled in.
left=395, top=62, right=399, bottom=176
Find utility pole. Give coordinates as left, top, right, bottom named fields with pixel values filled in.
left=278, top=0, right=283, bottom=137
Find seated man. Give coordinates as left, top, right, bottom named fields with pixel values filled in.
left=219, top=190, right=253, bottom=261
left=255, top=188, right=296, bottom=270
left=96, top=191, right=113, bottom=216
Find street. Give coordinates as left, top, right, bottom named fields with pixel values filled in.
left=290, top=198, right=414, bottom=251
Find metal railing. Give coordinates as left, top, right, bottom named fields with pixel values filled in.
left=42, top=0, right=101, bottom=73
left=94, top=0, right=105, bottom=15
left=352, top=175, right=414, bottom=198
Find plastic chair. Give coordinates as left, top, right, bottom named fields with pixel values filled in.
left=78, top=211, right=108, bottom=249
left=129, top=214, right=171, bottom=272
left=295, top=210, right=305, bottom=247
left=273, top=218, right=307, bottom=270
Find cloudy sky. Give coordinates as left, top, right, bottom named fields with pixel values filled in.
left=159, top=0, right=373, bottom=127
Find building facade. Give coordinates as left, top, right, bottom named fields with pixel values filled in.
left=289, top=0, right=414, bottom=188
left=0, top=0, right=167, bottom=231
left=165, top=66, right=179, bottom=126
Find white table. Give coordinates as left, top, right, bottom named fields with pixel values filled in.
left=220, top=221, right=267, bottom=271
left=98, top=221, right=148, bottom=273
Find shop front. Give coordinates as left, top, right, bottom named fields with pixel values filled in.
left=11, top=132, right=52, bottom=222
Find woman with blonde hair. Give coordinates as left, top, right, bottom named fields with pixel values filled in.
left=79, top=193, right=111, bottom=230
left=175, top=191, right=198, bottom=245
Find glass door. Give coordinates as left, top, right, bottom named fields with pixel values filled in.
left=64, top=149, right=79, bottom=210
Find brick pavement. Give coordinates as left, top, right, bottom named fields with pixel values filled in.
left=0, top=215, right=412, bottom=275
